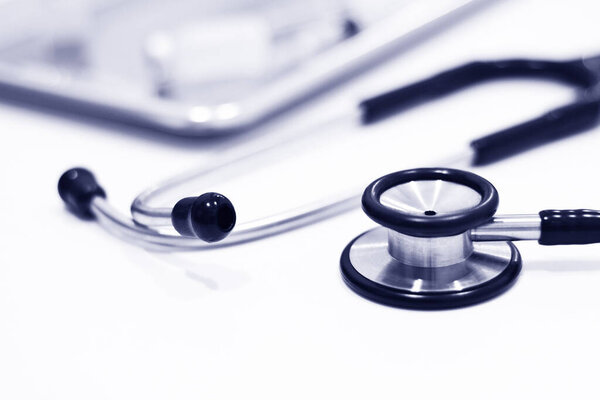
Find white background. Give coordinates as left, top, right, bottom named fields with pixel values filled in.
left=2, top=0, right=600, bottom=398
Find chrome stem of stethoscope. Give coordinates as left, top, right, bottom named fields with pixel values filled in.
left=384, top=215, right=540, bottom=268
left=470, top=214, right=541, bottom=241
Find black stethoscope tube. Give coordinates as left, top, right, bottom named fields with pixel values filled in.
left=538, top=209, right=600, bottom=245
left=359, top=58, right=600, bottom=165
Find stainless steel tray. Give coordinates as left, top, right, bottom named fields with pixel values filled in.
left=0, top=0, right=485, bottom=136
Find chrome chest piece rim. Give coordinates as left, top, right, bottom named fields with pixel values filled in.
left=341, top=228, right=521, bottom=309
left=341, top=168, right=522, bottom=310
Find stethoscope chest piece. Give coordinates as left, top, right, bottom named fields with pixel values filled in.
left=341, top=168, right=522, bottom=310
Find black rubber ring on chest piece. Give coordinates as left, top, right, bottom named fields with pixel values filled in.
left=340, top=233, right=522, bottom=310
left=362, top=168, right=499, bottom=237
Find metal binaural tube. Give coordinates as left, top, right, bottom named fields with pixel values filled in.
left=92, top=193, right=360, bottom=251
left=470, top=214, right=541, bottom=241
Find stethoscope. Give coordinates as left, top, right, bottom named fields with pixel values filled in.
left=58, top=55, right=600, bottom=251
left=341, top=167, right=600, bottom=309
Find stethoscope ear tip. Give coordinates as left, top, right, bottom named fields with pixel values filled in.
left=58, top=167, right=106, bottom=219
left=171, top=192, right=236, bottom=243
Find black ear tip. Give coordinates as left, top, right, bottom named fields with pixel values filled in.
left=58, top=167, right=106, bottom=218
left=171, top=192, right=236, bottom=242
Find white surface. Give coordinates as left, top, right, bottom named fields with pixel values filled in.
left=2, top=0, right=600, bottom=398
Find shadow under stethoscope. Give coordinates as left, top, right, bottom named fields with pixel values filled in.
left=119, top=236, right=600, bottom=304
left=159, top=253, right=251, bottom=291
left=156, top=255, right=600, bottom=294
left=159, top=253, right=250, bottom=290
left=120, top=244, right=252, bottom=292
left=524, top=259, right=600, bottom=273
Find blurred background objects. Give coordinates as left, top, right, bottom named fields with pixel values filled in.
left=0, top=0, right=479, bottom=133
left=3, top=1, right=600, bottom=399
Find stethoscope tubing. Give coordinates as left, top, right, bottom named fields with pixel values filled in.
left=72, top=55, right=600, bottom=250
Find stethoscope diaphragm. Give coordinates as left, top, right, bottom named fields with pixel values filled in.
left=341, top=166, right=600, bottom=309
left=341, top=168, right=522, bottom=309
left=341, top=167, right=600, bottom=309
